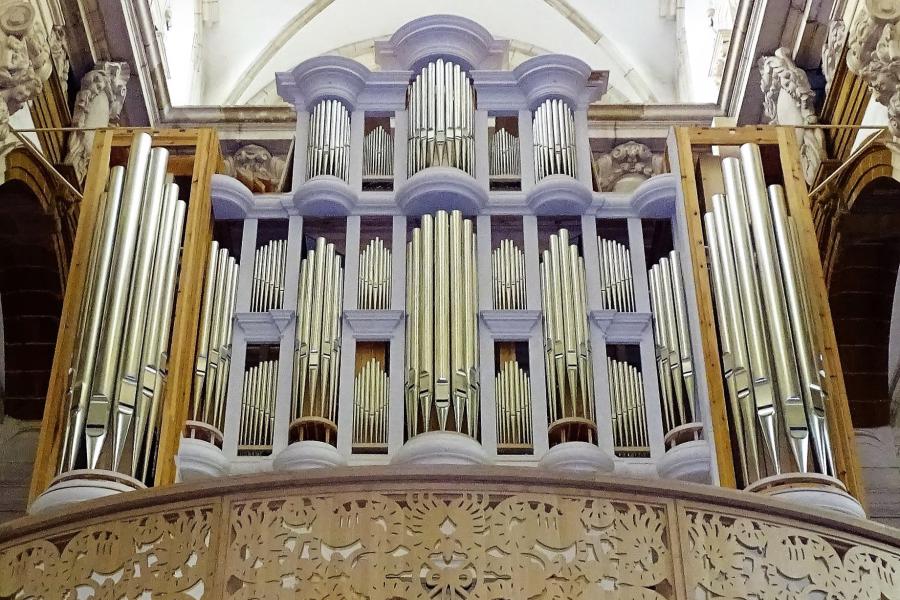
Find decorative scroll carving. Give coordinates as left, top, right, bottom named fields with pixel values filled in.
left=594, top=141, right=664, bottom=192
left=0, top=1, right=53, bottom=139
left=226, top=492, right=673, bottom=599
left=759, top=48, right=825, bottom=184
left=64, top=61, right=131, bottom=182
left=822, top=19, right=848, bottom=92
left=224, top=143, right=286, bottom=193
left=0, top=507, right=214, bottom=598
left=48, top=24, right=68, bottom=83
left=847, top=1, right=900, bottom=146
left=683, top=508, right=900, bottom=599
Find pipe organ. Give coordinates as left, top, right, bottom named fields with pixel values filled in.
left=597, top=238, right=636, bottom=312
left=648, top=252, right=696, bottom=434
left=363, top=126, right=394, bottom=178
left=307, top=99, right=351, bottom=181
left=357, top=238, right=392, bottom=310
left=489, top=128, right=521, bottom=177
left=495, top=359, right=533, bottom=452
left=405, top=210, right=480, bottom=438
left=533, top=98, right=577, bottom=181
left=239, top=360, right=277, bottom=453
left=291, top=238, right=344, bottom=444
left=704, top=144, right=834, bottom=484
left=540, top=229, right=596, bottom=445
left=250, top=240, right=287, bottom=312
left=492, top=240, right=527, bottom=310
left=407, top=59, right=475, bottom=177
left=608, top=357, right=649, bottom=456
left=353, top=358, right=389, bottom=450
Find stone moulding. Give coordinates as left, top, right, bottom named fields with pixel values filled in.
left=2, top=468, right=897, bottom=599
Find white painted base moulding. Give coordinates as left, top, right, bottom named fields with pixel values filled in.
left=176, top=436, right=231, bottom=482
left=391, top=431, right=492, bottom=466
left=273, top=440, right=346, bottom=471
left=538, top=441, right=614, bottom=473
left=746, top=472, right=866, bottom=519
left=656, top=439, right=712, bottom=484
left=29, top=469, right=145, bottom=515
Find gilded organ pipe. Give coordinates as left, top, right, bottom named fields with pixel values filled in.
left=533, top=98, right=577, bottom=181
left=597, top=237, right=635, bottom=312
left=291, top=237, right=344, bottom=444
left=406, top=59, right=475, bottom=177
left=239, top=359, right=277, bottom=452
left=540, top=229, right=596, bottom=444
left=608, top=357, right=649, bottom=456
left=405, top=210, right=479, bottom=438
left=353, top=358, right=389, bottom=448
left=489, top=128, right=521, bottom=177
left=363, top=126, right=394, bottom=178
left=492, top=239, right=526, bottom=310
left=495, top=359, right=532, bottom=451
left=251, top=239, right=287, bottom=312
left=307, top=99, right=351, bottom=181
left=357, top=237, right=392, bottom=310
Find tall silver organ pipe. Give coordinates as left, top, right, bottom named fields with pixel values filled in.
left=239, top=360, right=277, bottom=451
left=704, top=143, right=834, bottom=483
left=540, top=229, right=596, bottom=444
left=59, top=132, right=189, bottom=481
left=648, top=252, right=696, bottom=434
left=357, top=237, right=392, bottom=310
left=597, top=237, right=635, bottom=312
left=406, top=59, right=475, bottom=177
left=492, top=239, right=526, bottom=310
left=363, top=126, right=394, bottom=178
left=192, top=244, right=239, bottom=434
left=405, top=210, right=480, bottom=438
left=533, top=98, right=577, bottom=181
left=292, top=237, right=344, bottom=444
left=251, top=239, right=287, bottom=312
left=307, top=99, right=351, bottom=181
left=608, top=357, right=649, bottom=455
left=353, top=358, right=389, bottom=448
left=495, top=359, right=532, bottom=451
left=489, top=128, right=521, bottom=177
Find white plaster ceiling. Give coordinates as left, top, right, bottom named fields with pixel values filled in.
left=161, top=0, right=732, bottom=107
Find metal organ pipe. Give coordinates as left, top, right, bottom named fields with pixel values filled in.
left=353, top=358, right=390, bottom=448
left=532, top=98, right=577, bottom=181
left=597, top=237, right=635, bottom=312
left=406, top=59, right=476, bottom=177
left=239, top=360, right=278, bottom=451
left=363, top=126, right=394, bottom=178
left=251, top=239, right=287, bottom=312
left=495, top=359, right=532, bottom=451
left=357, top=238, right=392, bottom=310
left=307, top=99, right=351, bottom=181
left=405, top=210, right=480, bottom=438
left=489, top=128, right=521, bottom=177
left=540, top=229, right=595, bottom=445
left=609, top=357, right=649, bottom=455
left=492, top=239, right=526, bottom=310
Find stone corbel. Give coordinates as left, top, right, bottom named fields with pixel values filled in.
left=593, top=141, right=664, bottom=192
left=63, top=61, right=131, bottom=182
left=847, top=0, right=900, bottom=147
left=223, top=144, right=286, bottom=193
left=758, top=48, right=826, bottom=185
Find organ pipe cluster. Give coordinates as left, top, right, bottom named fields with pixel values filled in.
left=492, top=240, right=526, bottom=310
left=239, top=360, right=277, bottom=452
left=648, top=251, right=696, bottom=434
left=489, top=128, right=521, bottom=177
left=193, top=242, right=239, bottom=435
left=357, top=238, right=392, bottom=310
left=540, top=229, right=596, bottom=444
left=598, top=237, right=636, bottom=311
left=495, top=359, right=533, bottom=451
left=407, top=59, right=475, bottom=177
left=533, top=98, right=577, bottom=181
left=608, top=357, right=649, bottom=456
left=405, top=210, right=480, bottom=438
left=59, top=132, right=186, bottom=482
left=353, top=358, right=389, bottom=449
left=362, top=126, right=394, bottom=178
left=292, top=237, right=344, bottom=444
left=251, top=239, right=286, bottom=312
left=704, top=144, right=833, bottom=484
left=307, top=99, right=351, bottom=181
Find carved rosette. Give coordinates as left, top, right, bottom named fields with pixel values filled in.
left=594, top=140, right=664, bottom=192
left=847, top=1, right=900, bottom=144
left=0, top=0, right=53, bottom=140
left=223, top=143, right=286, bottom=193
left=758, top=47, right=826, bottom=185
left=64, top=61, right=131, bottom=182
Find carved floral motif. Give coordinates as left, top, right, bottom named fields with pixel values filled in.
left=0, top=0, right=53, bottom=139
left=223, top=143, right=286, bottom=193
left=48, top=23, right=68, bottom=83
left=594, top=141, right=664, bottom=192
left=822, top=19, right=848, bottom=93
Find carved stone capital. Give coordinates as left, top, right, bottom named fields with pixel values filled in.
left=593, top=141, right=664, bottom=192
left=758, top=48, right=825, bottom=185
left=223, top=143, right=286, bottom=193
left=0, top=1, right=53, bottom=139
left=64, top=61, right=131, bottom=182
